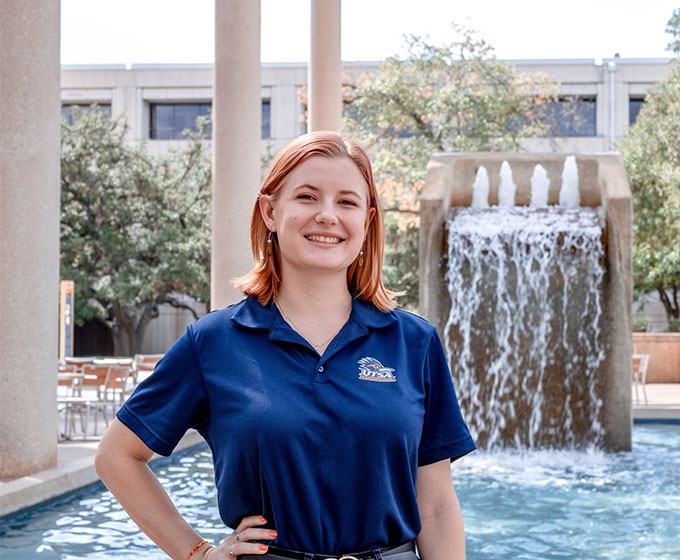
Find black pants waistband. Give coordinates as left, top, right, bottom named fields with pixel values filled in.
left=250, top=539, right=416, bottom=560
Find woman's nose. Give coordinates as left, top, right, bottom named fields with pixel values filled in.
left=315, top=201, right=338, bottom=225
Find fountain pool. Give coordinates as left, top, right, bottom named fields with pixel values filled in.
left=1, top=425, right=678, bottom=559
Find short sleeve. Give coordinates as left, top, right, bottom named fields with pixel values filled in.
left=418, top=329, right=476, bottom=466
left=116, top=324, right=210, bottom=456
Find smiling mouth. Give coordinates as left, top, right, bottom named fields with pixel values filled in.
left=305, top=234, right=343, bottom=244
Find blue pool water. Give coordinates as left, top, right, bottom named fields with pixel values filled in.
left=2, top=425, right=679, bottom=559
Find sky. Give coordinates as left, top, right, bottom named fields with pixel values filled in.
left=61, top=0, right=677, bottom=66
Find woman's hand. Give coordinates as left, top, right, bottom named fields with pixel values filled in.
left=198, top=515, right=277, bottom=559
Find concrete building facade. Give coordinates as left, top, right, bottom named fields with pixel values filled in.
left=61, top=57, right=672, bottom=154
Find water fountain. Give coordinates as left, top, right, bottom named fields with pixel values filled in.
left=419, top=153, right=632, bottom=451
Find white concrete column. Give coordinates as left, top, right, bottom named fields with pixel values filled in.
left=0, top=0, right=60, bottom=477
left=309, top=0, right=342, bottom=132
left=212, top=0, right=262, bottom=309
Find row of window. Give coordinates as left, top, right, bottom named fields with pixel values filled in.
left=149, top=101, right=272, bottom=140
left=61, top=96, right=646, bottom=140
left=61, top=101, right=272, bottom=140
left=531, top=95, right=646, bottom=134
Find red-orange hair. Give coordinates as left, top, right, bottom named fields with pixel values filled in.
left=234, top=131, right=399, bottom=311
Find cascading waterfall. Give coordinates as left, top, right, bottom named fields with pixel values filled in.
left=444, top=158, right=607, bottom=449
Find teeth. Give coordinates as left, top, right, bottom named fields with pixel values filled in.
left=306, top=235, right=341, bottom=244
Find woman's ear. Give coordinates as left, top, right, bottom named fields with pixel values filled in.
left=258, top=194, right=276, bottom=231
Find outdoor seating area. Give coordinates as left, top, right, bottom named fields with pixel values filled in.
left=57, top=354, right=163, bottom=440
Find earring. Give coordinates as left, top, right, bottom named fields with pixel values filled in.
left=359, top=249, right=364, bottom=267
left=267, top=231, right=272, bottom=255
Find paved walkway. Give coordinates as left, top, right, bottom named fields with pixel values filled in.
left=1, top=384, right=679, bottom=519
left=632, top=382, right=680, bottom=421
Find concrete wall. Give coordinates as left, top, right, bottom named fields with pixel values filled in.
left=633, top=333, right=680, bottom=383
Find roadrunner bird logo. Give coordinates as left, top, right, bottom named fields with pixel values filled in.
left=357, top=357, right=396, bottom=382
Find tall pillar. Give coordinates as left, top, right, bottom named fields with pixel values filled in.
left=212, top=0, right=261, bottom=309
left=0, top=0, right=61, bottom=476
left=309, top=0, right=342, bottom=132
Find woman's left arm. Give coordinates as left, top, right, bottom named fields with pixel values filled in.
left=415, top=459, right=466, bottom=560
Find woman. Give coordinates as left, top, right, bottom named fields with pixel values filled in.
left=95, top=132, right=475, bottom=560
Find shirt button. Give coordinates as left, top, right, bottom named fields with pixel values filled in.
left=317, top=366, right=324, bottom=373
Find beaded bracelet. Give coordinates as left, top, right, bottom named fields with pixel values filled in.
left=187, top=539, right=209, bottom=560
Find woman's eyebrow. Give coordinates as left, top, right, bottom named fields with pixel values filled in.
left=293, top=184, right=363, bottom=198
left=339, top=189, right=363, bottom=198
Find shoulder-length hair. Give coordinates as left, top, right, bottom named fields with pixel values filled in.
left=234, top=131, right=399, bottom=311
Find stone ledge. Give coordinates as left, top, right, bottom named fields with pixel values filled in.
left=633, top=406, right=680, bottom=421
left=0, top=430, right=204, bottom=518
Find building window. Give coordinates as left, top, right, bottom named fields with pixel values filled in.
left=150, top=103, right=212, bottom=140
left=629, top=97, right=645, bottom=125
left=61, top=103, right=111, bottom=125
left=262, top=99, right=271, bottom=139
left=149, top=101, right=272, bottom=139
left=545, top=96, right=597, bottom=137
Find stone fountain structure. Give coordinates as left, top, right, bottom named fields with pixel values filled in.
left=419, top=153, right=632, bottom=451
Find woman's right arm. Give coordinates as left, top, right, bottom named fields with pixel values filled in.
left=95, top=418, right=210, bottom=559
left=95, top=418, right=274, bottom=559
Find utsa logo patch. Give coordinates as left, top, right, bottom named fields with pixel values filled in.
left=357, top=357, right=396, bottom=382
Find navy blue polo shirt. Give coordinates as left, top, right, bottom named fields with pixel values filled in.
left=117, top=297, right=475, bottom=555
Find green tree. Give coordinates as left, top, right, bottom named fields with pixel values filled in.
left=343, top=27, right=559, bottom=305
left=619, top=66, right=680, bottom=327
left=666, top=8, right=680, bottom=55
left=60, top=108, right=212, bottom=355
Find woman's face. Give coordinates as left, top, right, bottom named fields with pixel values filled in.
left=260, top=155, right=375, bottom=279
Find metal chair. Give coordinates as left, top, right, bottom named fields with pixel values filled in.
left=57, top=363, right=80, bottom=440
left=132, top=353, right=163, bottom=384
left=101, top=365, right=132, bottom=423
left=632, top=353, right=650, bottom=405
left=58, top=363, right=98, bottom=439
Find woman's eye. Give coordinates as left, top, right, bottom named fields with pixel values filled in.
left=296, top=193, right=315, bottom=200
left=339, top=199, right=359, bottom=207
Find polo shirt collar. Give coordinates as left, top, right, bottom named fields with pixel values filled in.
left=231, top=296, right=397, bottom=334
left=230, top=297, right=278, bottom=330
left=349, top=296, right=397, bottom=329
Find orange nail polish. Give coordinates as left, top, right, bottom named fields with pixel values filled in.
left=259, top=545, right=269, bottom=551
left=269, top=531, right=277, bottom=537
left=260, top=516, right=267, bottom=523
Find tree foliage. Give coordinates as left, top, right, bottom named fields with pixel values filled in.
left=667, top=8, right=680, bottom=55
left=619, top=65, right=680, bottom=325
left=343, top=28, right=559, bottom=305
left=60, top=108, right=212, bottom=355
